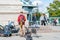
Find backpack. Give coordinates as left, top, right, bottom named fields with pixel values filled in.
left=20, top=15, right=25, bottom=22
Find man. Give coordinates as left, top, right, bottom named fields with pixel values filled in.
left=32, top=14, right=36, bottom=24
left=18, top=12, right=26, bottom=36
left=40, top=14, right=46, bottom=26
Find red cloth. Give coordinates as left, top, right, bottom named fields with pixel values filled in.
left=18, top=14, right=26, bottom=24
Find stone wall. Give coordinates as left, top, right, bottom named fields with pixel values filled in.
left=0, top=0, right=28, bottom=26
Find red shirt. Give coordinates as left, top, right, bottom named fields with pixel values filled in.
left=18, top=14, right=26, bottom=23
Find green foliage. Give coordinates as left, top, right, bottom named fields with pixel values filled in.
left=47, top=0, right=60, bottom=17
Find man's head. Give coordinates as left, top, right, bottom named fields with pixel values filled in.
left=21, top=12, right=23, bottom=13
left=20, top=12, right=25, bottom=15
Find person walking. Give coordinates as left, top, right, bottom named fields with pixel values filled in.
left=18, top=12, right=26, bottom=36
left=53, top=18, right=58, bottom=26
left=32, top=14, right=37, bottom=24
left=40, top=14, right=46, bottom=26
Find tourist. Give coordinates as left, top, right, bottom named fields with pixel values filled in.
left=53, top=18, right=58, bottom=26
left=32, top=13, right=37, bottom=24
left=18, top=12, right=26, bottom=36
left=40, top=14, right=46, bottom=26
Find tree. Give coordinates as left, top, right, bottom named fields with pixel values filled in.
left=47, top=0, right=60, bottom=17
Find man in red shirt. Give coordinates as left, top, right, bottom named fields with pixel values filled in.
left=18, top=12, right=26, bottom=36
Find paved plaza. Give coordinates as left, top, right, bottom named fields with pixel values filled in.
left=0, top=33, right=60, bottom=40
left=0, top=26, right=60, bottom=40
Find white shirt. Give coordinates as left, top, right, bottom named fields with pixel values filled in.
left=40, top=15, right=45, bottom=21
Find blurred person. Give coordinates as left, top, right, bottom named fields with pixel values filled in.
left=32, top=13, right=37, bottom=24
left=40, top=14, right=47, bottom=26
left=18, top=12, right=26, bottom=36
left=53, top=18, right=58, bottom=26
left=44, top=15, right=49, bottom=25
left=7, top=20, right=15, bottom=29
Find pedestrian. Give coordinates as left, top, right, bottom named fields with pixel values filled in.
left=32, top=14, right=36, bottom=24
left=40, top=14, right=46, bottom=26
left=53, top=18, right=58, bottom=26
left=18, top=12, right=26, bottom=36
left=25, top=27, right=32, bottom=40
left=44, top=14, right=48, bottom=25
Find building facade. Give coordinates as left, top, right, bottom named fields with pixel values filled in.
left=0, top=0, right=28, bottom=25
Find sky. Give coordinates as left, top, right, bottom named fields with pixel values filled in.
left=32, top=0, right=54, bottom=13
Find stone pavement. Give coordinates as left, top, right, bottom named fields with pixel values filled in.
left=29, top=25, right=60, bottom=33
left=39, top=26, right=60, bottom=33
left=0, top=33, right=60, bottom=40
left=32, top=33, right=60, bottom=40
left=0, top=26, right=60, bottom=40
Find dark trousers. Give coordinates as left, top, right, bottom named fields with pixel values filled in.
left=41, top=20, right=46, bottom=26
